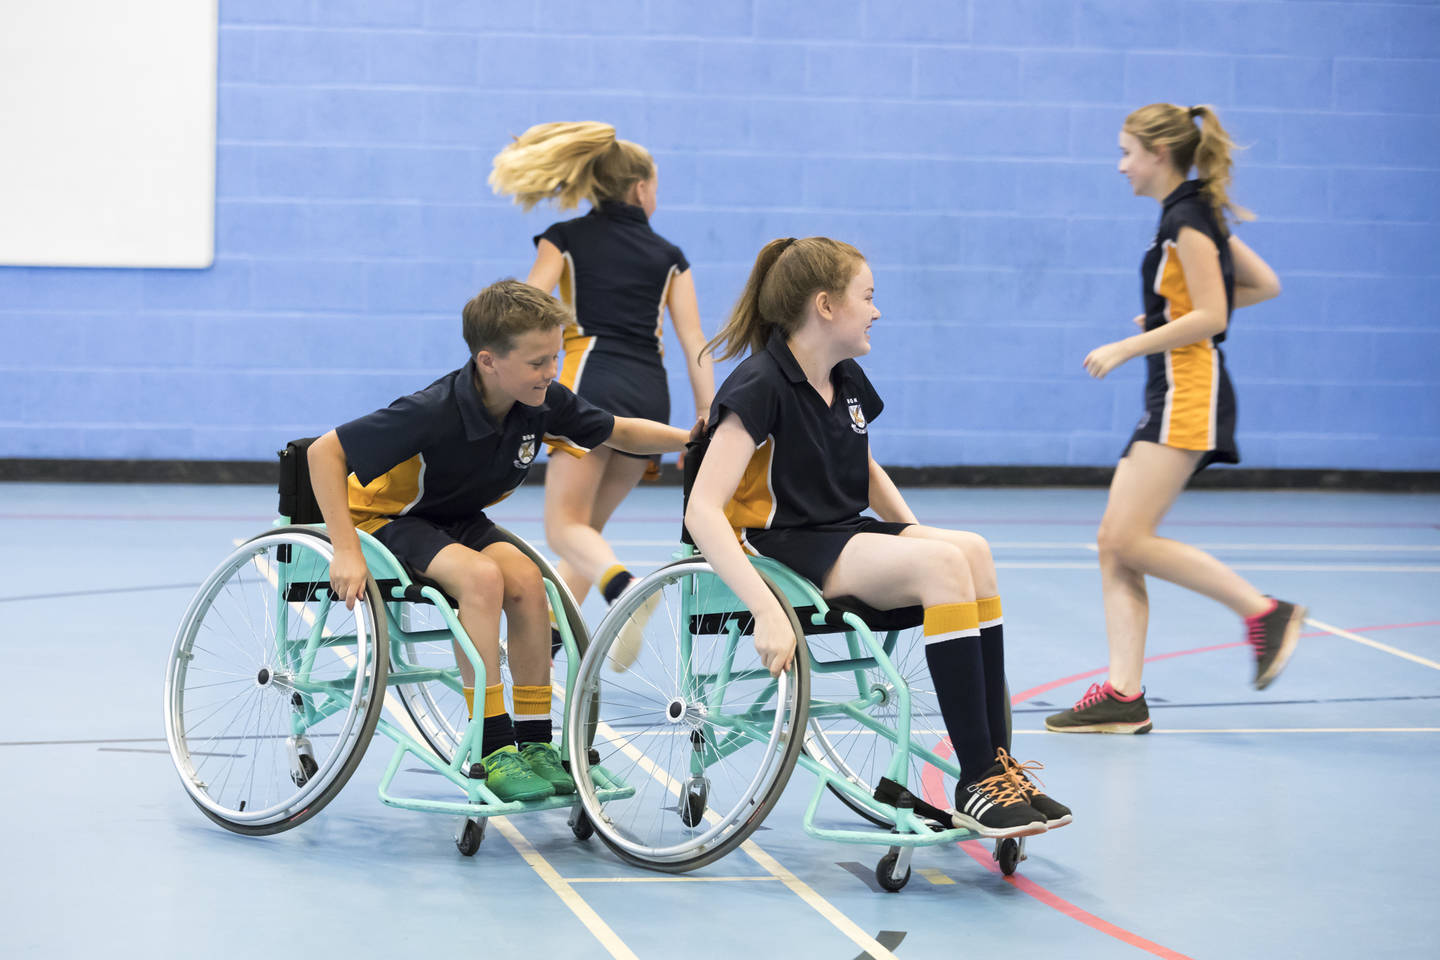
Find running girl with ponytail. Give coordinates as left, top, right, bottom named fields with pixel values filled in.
left=490, top=122, right=713, bottom=652
left=684, top=237, right=1070, bottom=838
left=1046, top=104, right=1305, bottom=735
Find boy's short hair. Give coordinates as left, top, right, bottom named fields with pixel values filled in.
left=462, top=279, right=570, bottom=356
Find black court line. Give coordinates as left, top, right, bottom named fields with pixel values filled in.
left=854, top=930, right=907, bottom=959
left=0, top=582, right=199, bottom=603
left=1012, top=693, right=1440, bottom=714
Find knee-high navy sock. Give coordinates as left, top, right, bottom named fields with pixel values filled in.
left=977, top=596, right=1009, bottom=754
left=922, top=602, right=992, bottom=789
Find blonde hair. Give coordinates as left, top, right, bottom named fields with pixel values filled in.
left=704, top=237, right=867, bottom=362
left=1125, top=103, right=1252, bottom=232
left=462, top=279, right=569, bottom=356
left=489, top=121, right=656, bottom=211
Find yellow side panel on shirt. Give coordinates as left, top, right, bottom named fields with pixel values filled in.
left=1155, top=242, right=1217, bottom=451
left=348, top=455, right=423, bottom=533
left=548, top=334, right=597, bottom=459
left=724, top=437, right=776, bottom=537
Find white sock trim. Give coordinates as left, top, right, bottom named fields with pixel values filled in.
left=923, top=627, right=981, bottom=646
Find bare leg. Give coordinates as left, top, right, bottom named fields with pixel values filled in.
left=421, top=544, right=504, bottom=689
left=544, top=447, right=647, bottom=602
left=1099, top=442, right=1270, bottom=693
left=479, top=542, right=552, bottom=686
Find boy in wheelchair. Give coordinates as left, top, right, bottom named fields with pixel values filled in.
left=685, top=238, right=1071, bottom=839
left=308, top=279, right=689, bottom=802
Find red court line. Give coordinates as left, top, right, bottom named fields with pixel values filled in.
left=921, top=617, right=1440, bottom=954
left=920, top=747, right=1194, bottom=959
left=1011, top=620, right=1440, bottom=706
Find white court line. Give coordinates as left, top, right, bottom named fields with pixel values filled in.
left=993, top=561, right=1440, bottom=572
left=1306, top=617, right=1440, bottom=672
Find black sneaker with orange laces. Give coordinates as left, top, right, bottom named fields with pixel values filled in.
left=1044, top=681, right=1152, bottom=734
left=1248, top=597, right=1306, bottom=690
left=951, top=764, right=1048, bottom=838
left=996, top=748, right=1072, bottom=829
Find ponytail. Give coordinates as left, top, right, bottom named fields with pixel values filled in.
left=1124, top=103, right=1253, bottom=232
left=489, top=121, right=655, bottom=211
left=703, top=237, right=866, bottom=363
left=1190, top=105, right=1253, bottom=229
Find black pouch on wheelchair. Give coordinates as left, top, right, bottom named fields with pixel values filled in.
left=277, top=437, right=324, bottom=524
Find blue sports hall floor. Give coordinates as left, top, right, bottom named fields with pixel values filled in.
left=3, top=480, right=1437, bottom=959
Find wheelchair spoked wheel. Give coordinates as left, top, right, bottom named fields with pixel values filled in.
left=802, top=630, right=1012, bottom=828
left=164, top=527, right=388, bottom=835
left=801, top=621, right=950, bottom=827
left=389, top=527, right=591, bottom=764
left=567, top=557, right=809, bottom=873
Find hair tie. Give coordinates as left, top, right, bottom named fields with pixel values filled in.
left=780, top=237, right=797, bottom=251
left=1188, top=106, right=1201, bottom=120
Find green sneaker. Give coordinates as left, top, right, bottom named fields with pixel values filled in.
left=481, top=745, right=555, bottom=802
left=518, top=741, right=575, bottom=795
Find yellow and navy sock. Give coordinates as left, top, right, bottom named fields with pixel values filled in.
left=599, top=564, right=634, bottom=605
left=921, top=601, right=992, bottom=787
left=479, top=683, right=514, bottom=758
left=513, top=684, right=552, bottom=746
left=977, top=596, right=1009, bottom=754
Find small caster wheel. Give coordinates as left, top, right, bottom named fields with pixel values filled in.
left=875, top=851, right=911, bottom=892
left=291, top=753, right=318, bottom=787
left=995, top=837, right=1021, bottom=876
left=455, top=818, right=485, bottom=857
left=569, top=806, right=594, bottom=841
left=287, top=736, right=317, bottom=786
left=680, top=778, right=708, bottom=828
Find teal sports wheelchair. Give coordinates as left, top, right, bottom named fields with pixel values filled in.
left=164, top=439, right=1028, bottom=890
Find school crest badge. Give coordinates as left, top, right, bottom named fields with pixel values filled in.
left=847, top=399, right=867, bottom=434
left=513, top=434, right=537, bottom=468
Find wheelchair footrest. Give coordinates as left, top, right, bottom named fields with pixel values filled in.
left=873, top=777, right=952, bottom=831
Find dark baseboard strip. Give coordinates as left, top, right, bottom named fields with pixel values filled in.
left=2, top=458, right=1436, bottom=492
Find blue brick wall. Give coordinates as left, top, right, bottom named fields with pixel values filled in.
left=2, top=0, right=1437, bottom=469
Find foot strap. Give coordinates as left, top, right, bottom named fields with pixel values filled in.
left=873, top=777, right=951, bottom=829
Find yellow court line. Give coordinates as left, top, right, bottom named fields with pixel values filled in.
left=248, top=545, right=636, bottom=960
left=563, top=875, right=781, bottom=884
left=564, top=688, right=900, bottom=960
left=1306, top=617, right=1440, bottom=671
left=489, top=817, right=639, bottom=960
left=1014, top=728, right=1440, bottom=734
left=918, top=867, right=955, bottom=886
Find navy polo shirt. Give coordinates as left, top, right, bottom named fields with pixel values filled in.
left=535, top=201, right=689, bottom=353
left=708, top=331, right=883, bottom=536
left=336, top=362, right=614, bottom=533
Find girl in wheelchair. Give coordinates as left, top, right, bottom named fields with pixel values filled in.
left=684, top=237, right=1070, bottom=839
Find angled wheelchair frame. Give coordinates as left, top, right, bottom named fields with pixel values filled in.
left=164, top=514, right=624, bottom=854
left=566, top=545, right=1026, bottom=891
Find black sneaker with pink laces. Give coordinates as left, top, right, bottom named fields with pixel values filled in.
left=995, top=748, right=1072, bottom=828
left=1044, top=681, right=1152, bottom=734
left=1248, top=597, right=1306, bottom=690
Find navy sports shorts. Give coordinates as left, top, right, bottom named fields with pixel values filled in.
left=744, top=516, right=913, bottom=587
left=370, top=513, right=509, bottom=574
